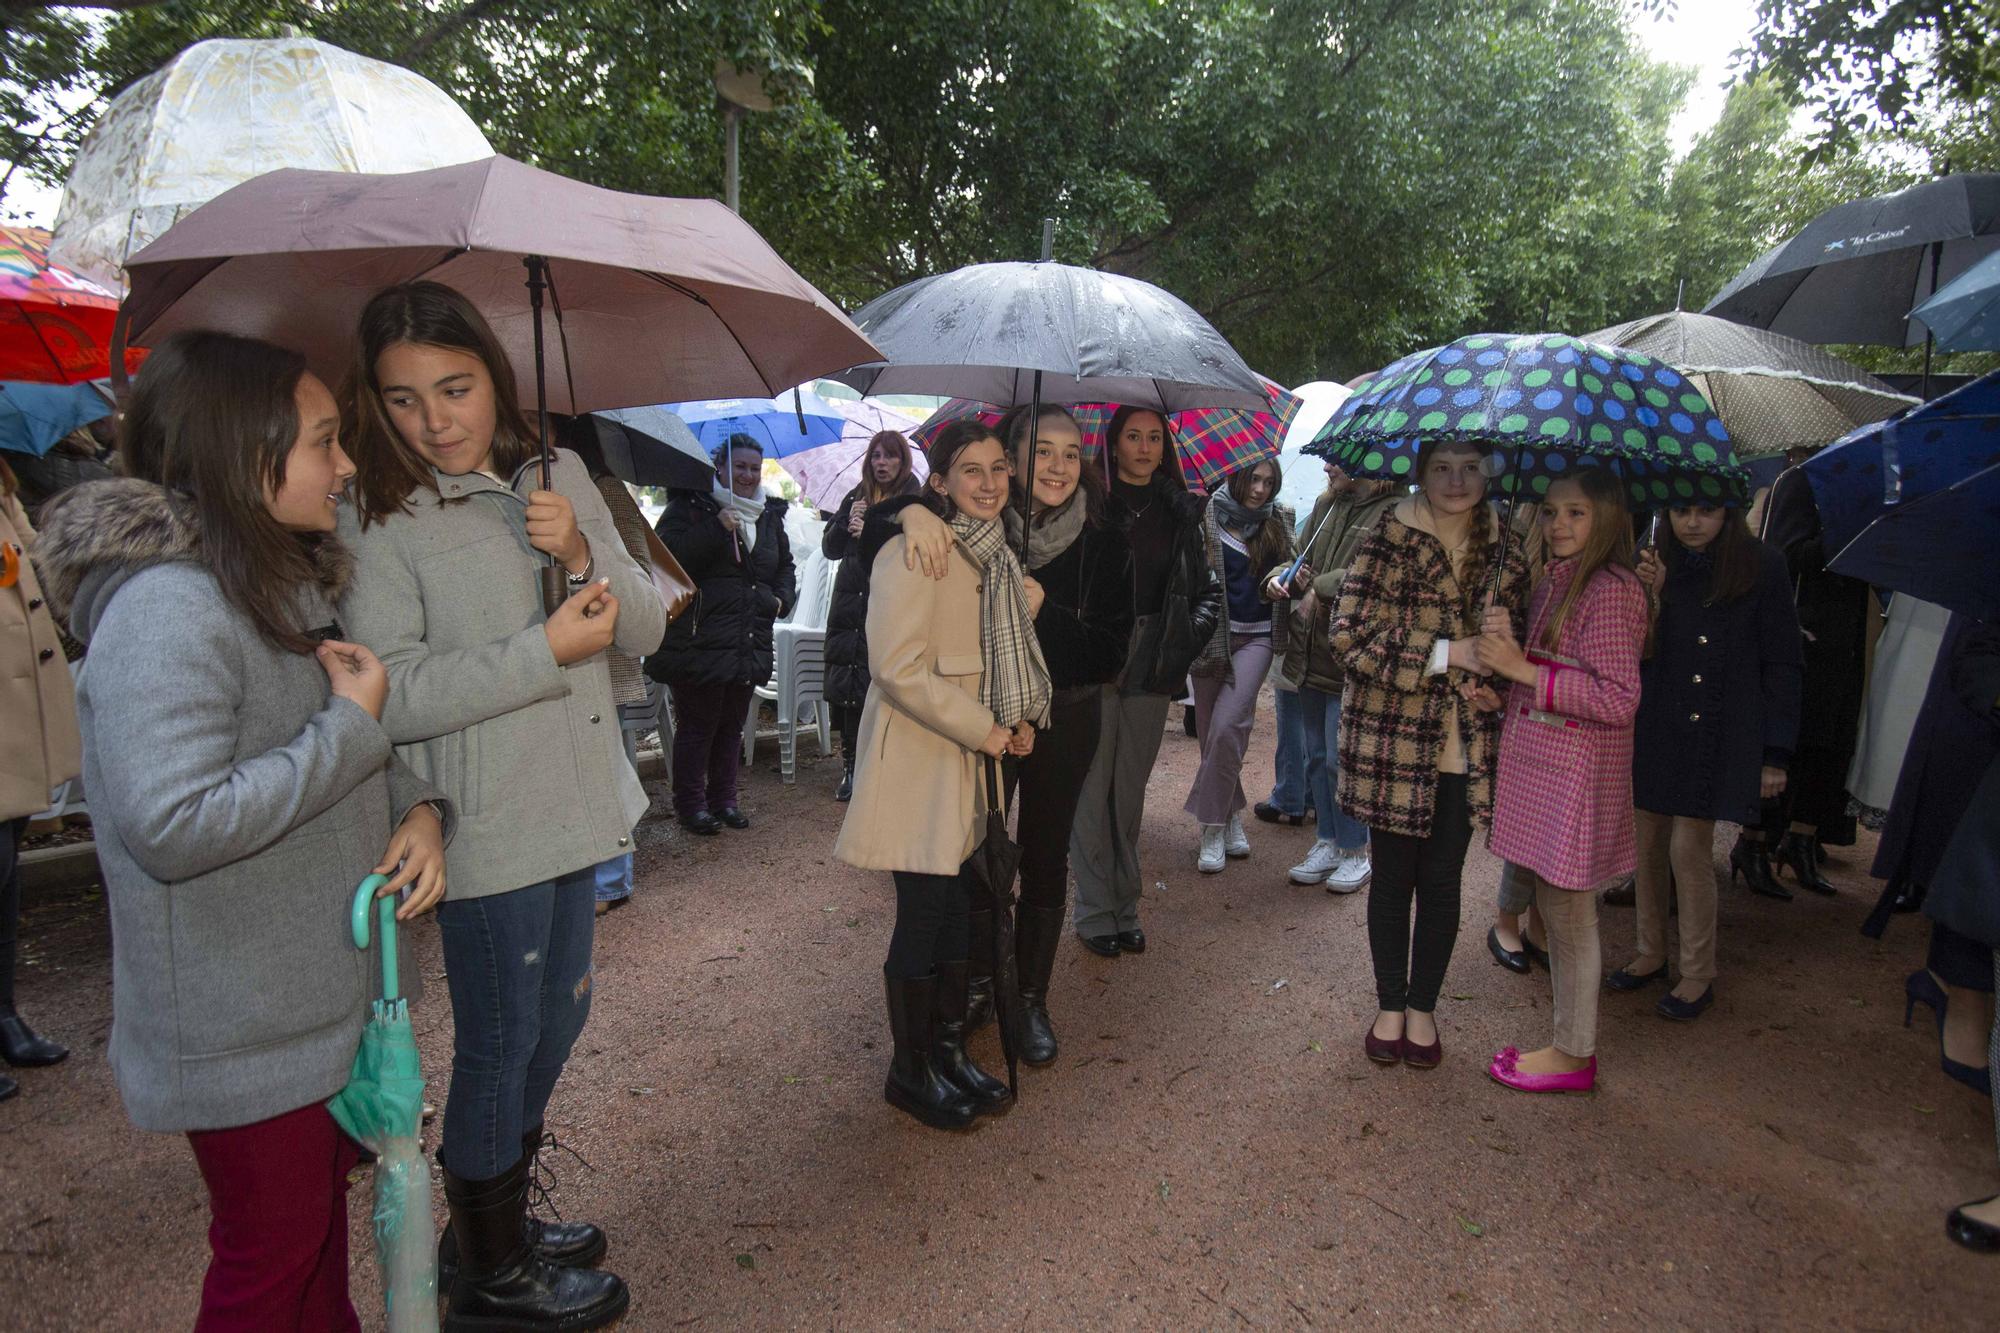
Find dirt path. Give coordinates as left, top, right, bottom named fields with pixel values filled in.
left=2, top=702, right=1992, bottom=1329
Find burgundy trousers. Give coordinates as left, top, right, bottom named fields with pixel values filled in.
left=184, top=1101, right=362, bottom=1333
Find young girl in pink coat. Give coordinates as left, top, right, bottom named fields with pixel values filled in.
left=1475, top=468, right=1649, bottom=1094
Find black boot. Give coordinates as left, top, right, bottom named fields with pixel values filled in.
left=963, top=906, right=995, bottom=1032
left=1015, top=904, right=1064, bottom=1067
left=1774, top=832, right=1836, bottom=895
left=835, top=755, right=855, bottom=802
left=440, top=1155, right=628, bottom=1332
left=932, top=960, right=1012, bottom=1114
left=440, top=1126, right=608, bottom=1289
left=1729, top=834, right=1790, bottom=901
left=883, top=972, right=978, bottom=1130
left=1, top=864, right=66, bottom=1068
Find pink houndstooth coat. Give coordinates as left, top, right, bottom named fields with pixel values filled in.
left=1488, top=556, right=1650, bottom=892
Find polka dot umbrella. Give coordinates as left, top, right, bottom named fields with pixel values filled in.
left=1305, top=332, right=1750, bottom=508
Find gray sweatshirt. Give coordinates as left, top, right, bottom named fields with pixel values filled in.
left=33, top=479, right=452, bottom=1134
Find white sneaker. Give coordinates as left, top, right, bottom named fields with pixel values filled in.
left=1198, top=825, right=1227, bottom=873
left=1327, top=852, right=1372, bottom=894
left=1289, top=839, right=1341, bottom=885
left=1224, top=813, right=1251, bottom=858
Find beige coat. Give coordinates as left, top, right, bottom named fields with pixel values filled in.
left=834, top=534, right=996, bottom=875
left=3, top=492, right=81, bottom=821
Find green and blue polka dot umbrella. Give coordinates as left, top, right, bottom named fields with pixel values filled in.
left=1306, top=332, right=1750, bottom=506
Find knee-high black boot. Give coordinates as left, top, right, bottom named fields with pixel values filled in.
left=963, top=905, right=995, bottom=1032
left=932, top=960, right=1012, bottom=1114
left=440, top=1154, right=629, bottom=1331
left=883, top=972, right=978, bottom=1130
left=1015, top=904, right=1065, bottom=1067
left=0, top=833, right=64, bottom=1069
left=439, top=1126, right=608, bottom=1288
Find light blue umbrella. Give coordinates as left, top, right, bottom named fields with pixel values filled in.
left=1911, top=248, right=2000, bottom=351
left=0, top=380, right=112, bottom=457
left=663, top=388, right=845, bottom=458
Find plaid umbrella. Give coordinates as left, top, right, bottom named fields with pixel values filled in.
left=910, top=377, right=1300, bottom=491
left=327, top=877, right=438, bottom=1333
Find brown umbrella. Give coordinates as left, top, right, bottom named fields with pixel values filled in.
left=119, top=153, right=877, bottom=607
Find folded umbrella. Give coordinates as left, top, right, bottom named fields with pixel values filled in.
left=961, top=757, right=1025, bottom=1093
left=327, top=876, right=437, bottom=1333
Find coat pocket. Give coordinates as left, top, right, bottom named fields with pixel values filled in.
left=934, top=653, right=982, bottom=677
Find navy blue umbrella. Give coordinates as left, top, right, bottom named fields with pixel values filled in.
left=1801, top=369, right=2000, bottom=556
left=1830, top=460, right=2000, bottom=622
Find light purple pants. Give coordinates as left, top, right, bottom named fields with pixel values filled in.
left=1184, top=632, right=1273, bottom=826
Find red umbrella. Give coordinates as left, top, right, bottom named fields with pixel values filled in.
left=0, top=226, right=144, bottom=384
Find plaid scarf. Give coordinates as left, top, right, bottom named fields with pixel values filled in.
left=950, top=513, right=1053, bottom=729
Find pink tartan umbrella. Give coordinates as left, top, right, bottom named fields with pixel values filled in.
left=911, top=375, right=1300, bottom=491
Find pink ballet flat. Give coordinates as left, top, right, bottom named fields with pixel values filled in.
left=1487, top=1046, right=1596, bottom=1094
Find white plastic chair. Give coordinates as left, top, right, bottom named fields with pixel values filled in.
left=743, top=549, right=835, bottom=780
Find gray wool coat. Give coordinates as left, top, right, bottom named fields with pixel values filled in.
left=32, top=479, right=453, bottom=1134
left=335, top=448, right=666, bottom=899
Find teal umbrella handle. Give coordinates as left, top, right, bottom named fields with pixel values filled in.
left=351, top=874, right=399, bottom=1004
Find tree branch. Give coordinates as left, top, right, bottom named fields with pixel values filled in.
left=399, top=0, right=516, bottom=64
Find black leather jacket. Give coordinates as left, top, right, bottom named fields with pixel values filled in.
left=1114, top=478, right=1222, bottom=695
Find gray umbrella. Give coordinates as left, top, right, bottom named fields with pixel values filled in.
left=833, top=261, right=1268, bottom=413
left=590, top=406, right=716, bottom=490
left=1584, top=311, right=1917, bottom=458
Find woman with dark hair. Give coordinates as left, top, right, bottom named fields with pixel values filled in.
left=824, top=429, right=922, bottom=801
left=1187, top=457, right=1295, bottom=872
left=1, top=452, right=79, bottom=1099
left=35, top=330, right=451, bottom=1329
left=648, top=432, right=796, bottom=833
left=1616, top=502, right=1801, bottom=1020
left=339, top=281, right=658, bottom=1331
left=1071, top=406, right=1221, bottom=951
left=835, top=417, right=1047, bottom=1129
left=1333, top=439, right=1527, bottom=1069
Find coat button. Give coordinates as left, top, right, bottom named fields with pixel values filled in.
left=1691, top=674, right=1702, bottom=684
left=1697, top=635, right=1709, bottom=645
left=1689, top=712, right=1701, bottom=722
left=27, top=597, right=41, bottom=610
left=589, top=713, right=601, bottom=723
left=39, top=647, right=55, bottom=662
left=617, top=836, right=629, bottom=848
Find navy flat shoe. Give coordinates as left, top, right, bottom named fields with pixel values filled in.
left=1656, top=986, right=1714, bottom=1021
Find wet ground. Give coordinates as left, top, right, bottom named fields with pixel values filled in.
left=2, top=702, right=1993, bottom=1329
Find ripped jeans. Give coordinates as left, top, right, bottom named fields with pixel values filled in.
left=435, top=868, right=596, bottom=1180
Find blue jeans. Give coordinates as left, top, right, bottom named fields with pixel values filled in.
left=592, top=854, right=633, bottom=903
left=1267, top=685, right=1307, bottom=817
left=1299, top=686, right=1370, bottom=851
left=435, top=868, right=596, bottom=1179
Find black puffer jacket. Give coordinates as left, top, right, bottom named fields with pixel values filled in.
left=823, top=484, right=920, bottom=709
left=1113, top=478, right=1223, bottom=695
left=1029, top=517, right=1135, bottom=689
left=647, top=489, right=796, bottom=688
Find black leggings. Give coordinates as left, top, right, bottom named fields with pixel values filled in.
left=1003, top=690, right=1103, bottom=915
left=836, top=703, right=862, bottom=760
left=885, top=867, right=971, bottom=979
left=1366, top=774, right=1473, bottom=1013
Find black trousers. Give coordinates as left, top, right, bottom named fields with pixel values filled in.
left=1366, top=774, right=1473, bottom=1013
left=885, top=867, right=971, bottom=979
left=1003, top=690, right=1104, bottom=915
left=0, top=816, right=23, bottom=1009
left=835, top=703, right=862, bottom=760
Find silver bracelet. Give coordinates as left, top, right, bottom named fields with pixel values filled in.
left=566, top=550, right=595, bottom=584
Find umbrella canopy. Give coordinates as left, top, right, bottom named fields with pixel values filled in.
left=1801, top=368, right=2000, bottom=558
left=0, top=381, right=113, bottom=458
left=663, top=389, right=847, bottom=457
left=836, top=261, right=1269, bottom=413
left=1307, top=332, right=1750, bottom=506
left=909, top=375, right=1301, bottom=491
left=1275, top=381, right=1356, bottom=516
left=50, top=35, right=493, bottom=292
left=1702, top=173, right=2000, bottom=347
left=0, top=227, right=143, bottom=384
left=588, top=408, right=715, bottom=491
left=1910, top=247, right=2000, bottom=352
left=120, top=154, right=880, bottom=415
left=778, top=400, right=928, bottom=513
left=327, top=877, right=437, bottom=1333
left=1584, top=310, right=1916, bottom=458
left=1830, top=460, right=2000, bottom=622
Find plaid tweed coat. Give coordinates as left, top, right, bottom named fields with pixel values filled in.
left=1332, top=502, right=1528, bottom=837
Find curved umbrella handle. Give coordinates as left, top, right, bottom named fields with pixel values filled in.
left=350, top=874, right=399, bottom=1004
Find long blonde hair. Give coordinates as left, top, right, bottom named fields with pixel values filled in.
left=1538, top=467, right=1634, bottom=650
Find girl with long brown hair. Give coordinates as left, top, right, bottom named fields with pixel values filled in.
left=1477, top=467, right=1650, bottom=1093
left=824, top=429, right=923, bottom=799
left=337, top=281, right=660, bottom=1330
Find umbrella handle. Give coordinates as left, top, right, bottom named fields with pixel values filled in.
left=351, top=875, right=399, bottom=1004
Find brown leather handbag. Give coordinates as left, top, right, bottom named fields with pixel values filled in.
left=641, top=524, right=697, bottom=624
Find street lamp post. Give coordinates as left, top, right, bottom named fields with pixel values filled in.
left=714, top=59, right=808, bottom=215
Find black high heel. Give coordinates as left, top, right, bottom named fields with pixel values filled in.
left=1729, top=838, right=1791, bottom=901
left=1905, top=970, right=1994, bottom=1096
left=1774, top=832, right=1835, bottom=895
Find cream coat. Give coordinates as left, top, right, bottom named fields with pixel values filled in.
left=834, top=534, right=997, bottom=875
left=3, top=492, right=81, bottom=822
